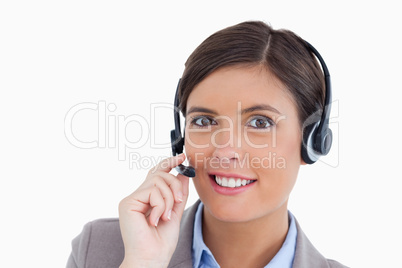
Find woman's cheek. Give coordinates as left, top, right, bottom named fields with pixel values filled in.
left=270, top=122, right=302, bottom=164
left=185, top=133, right=212, bottom=170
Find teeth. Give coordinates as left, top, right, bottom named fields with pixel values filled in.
left=215, top=176, right=255, bottom=188
left=221, top=177, right=228, bottom=187
left=228, top=178, right=236, bottom=188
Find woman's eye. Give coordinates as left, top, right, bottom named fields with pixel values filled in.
left=191, top=116, right=216, bottom=127
left=248, top=116, right=273, bottom=129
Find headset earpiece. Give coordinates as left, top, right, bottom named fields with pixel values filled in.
left=302, top=120, right=333, bottom=164
left=315, top=126, right=332, bottom=156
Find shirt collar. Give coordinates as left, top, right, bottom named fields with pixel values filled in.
left=265, top=209, right=297, bottom=268
left=192, top=202, right=219, bottom=268
left=191, top=201, right=297, bottom=268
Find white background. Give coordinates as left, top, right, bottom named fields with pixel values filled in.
left=1, top=1, right=401, bottom=267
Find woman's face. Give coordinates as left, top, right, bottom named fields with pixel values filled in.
left=185, top=65, right=303, bottom=222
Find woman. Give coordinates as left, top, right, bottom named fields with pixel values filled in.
left=67, top=21, right=347, bottom=268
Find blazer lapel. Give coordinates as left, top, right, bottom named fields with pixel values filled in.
left=292, top=218, right=331, bottom=268
left=168, top=200, right=201, bottom=268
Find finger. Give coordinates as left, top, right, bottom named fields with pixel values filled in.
left=119, top=181, right=172, bottom=226
left=151, top=176, right=175, bottom=221
left=177, top=174, right=190, bottom=198
left=156, top=171, right=186, bottom=204
left=150, top=153, right=186, bottom=174
left=148, top=186, right=166, bottom=227
left=170, top=174, right=190, bottom=221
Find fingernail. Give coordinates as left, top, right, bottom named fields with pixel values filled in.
left=167, top=210, right=172, bottom=220
left=177, top=191, right=183, bottom=202
left=155, top=217, right=160, bottom=227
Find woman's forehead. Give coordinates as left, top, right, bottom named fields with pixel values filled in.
left=186, top=66, right=296, bottom=116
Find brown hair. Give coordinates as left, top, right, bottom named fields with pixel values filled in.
left=178, top=20, right=325, bottom=126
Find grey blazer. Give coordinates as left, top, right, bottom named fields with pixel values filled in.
left=67, top=201, right=348, bottom=268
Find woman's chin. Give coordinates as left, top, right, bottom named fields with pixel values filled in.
left=205, top=203, right=257, bottom=223
left=203, top=200, right=283, bottom=224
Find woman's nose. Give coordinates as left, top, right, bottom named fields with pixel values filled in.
left=211, top=128, right=243, bottom=161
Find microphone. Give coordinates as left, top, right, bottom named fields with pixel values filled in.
left=175, top=163, right=196, bottom=178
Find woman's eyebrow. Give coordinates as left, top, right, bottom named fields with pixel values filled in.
left=242, top=104, right=281, bottom=115
left=186, top=104, right=281, bottom=116
left=186, top=106, right=218, bottom=115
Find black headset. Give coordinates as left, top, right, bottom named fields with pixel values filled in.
left=301, top=42, right=333, bottom=164
left=170, top=79, right=196, bottom=177
left=170, top=41, right=332, bottom=176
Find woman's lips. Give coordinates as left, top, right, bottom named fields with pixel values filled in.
left=208, top=174, right=256, bottom=195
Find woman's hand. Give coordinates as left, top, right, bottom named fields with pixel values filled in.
left=118, top=153, right=190, bottom=268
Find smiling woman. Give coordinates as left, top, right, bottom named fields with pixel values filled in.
left=67, top=21, right=348, bottom=268
left=185, top=66, right=301, bottom=227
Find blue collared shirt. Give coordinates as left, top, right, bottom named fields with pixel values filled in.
left=191, top=202, right=297, bottom=268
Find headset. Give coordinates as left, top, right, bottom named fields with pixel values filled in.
left=170, top=79, right=196, bottom=177
left=301, top=42, right=333, bottom=164
left=170, top=41, right=332, bottom=177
